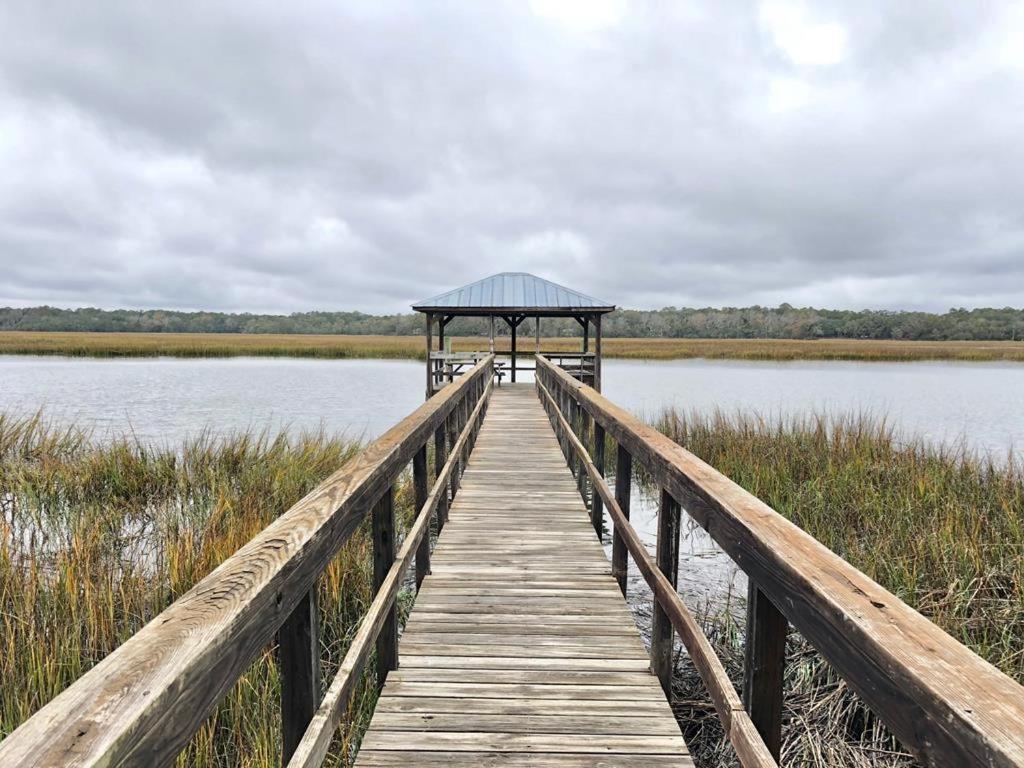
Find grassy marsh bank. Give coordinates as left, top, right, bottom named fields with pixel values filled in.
left=2, top=331, right=1024, bottom=362
left=0, top=414, right=416, bottom=766
left=655, top=410, right=1024, bottom=765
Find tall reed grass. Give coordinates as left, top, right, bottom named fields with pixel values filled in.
left=0, top=413, right=414, bottom=766
left=654, top=409, right=1024, bottom=766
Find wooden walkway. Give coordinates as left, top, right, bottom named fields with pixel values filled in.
left=356, top=384, right=692, bottom=767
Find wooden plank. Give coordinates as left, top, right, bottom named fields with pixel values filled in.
left=370, top=712, right=682, bottom=736
left=357, top=752, right=687, bottom=767
left=360, top=732, right=685, bottom=754
left=355, top=385, right=690, bottom=767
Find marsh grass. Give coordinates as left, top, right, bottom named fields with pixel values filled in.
left=0, top=413, right=416, bottom=766
left=655, top=409, right=1024, bottom=766
left=3, top=331, right=1024, bottom=362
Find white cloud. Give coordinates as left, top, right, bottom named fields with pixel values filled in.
left=760, top=2, right=848, bottom=67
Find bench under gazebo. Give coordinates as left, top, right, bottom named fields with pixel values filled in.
left=412, top=272, right=615, bottom=397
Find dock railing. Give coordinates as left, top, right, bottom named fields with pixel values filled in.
left=535, top=354, right=1024, bottom=768
left=0, top=356, right=494, bottom=768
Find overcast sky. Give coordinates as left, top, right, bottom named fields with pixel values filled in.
left=1, top=2, right=1022, bottom=314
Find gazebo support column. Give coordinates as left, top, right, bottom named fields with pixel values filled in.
left=594, top=314, right=603, bottom=392
left=489, top=316, right=495, bottom=353
left=512, top=318, right=516, bottom=383
left=424, top=313, right=433, bottom=399
left=535, top=316, right=541, bottom=353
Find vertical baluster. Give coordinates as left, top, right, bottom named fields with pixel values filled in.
left=567, top=397, right=579, bottom=479
left=744, top=583, right=788, bottom=760
left=591, top=422, right=605, bottom=537
left=612, top=445, right=632, bottom=596
left=448, top=407, right=461, bottom=500
left=651, top=489, right=681, bottom=696
left=279, top=587, right=320, bottom=764
left=413, top=445, right=430, bottom=589
left=372, top=487, right=397, bottom=687
left=578, top=408, right=591, bottom=499
left=434, top=423, right=448, bottom=530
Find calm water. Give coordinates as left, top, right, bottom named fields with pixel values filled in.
left=3, top=354, right=1022, bottom=613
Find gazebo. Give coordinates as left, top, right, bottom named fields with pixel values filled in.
left=412, top=272, right=615, bottom=398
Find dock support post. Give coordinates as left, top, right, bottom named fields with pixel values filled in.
left=372, top=487, right=397, bottom=687
left=279, top=587, right=320, bottom=764
left=744, top=583, right=787, bottom=760
left=413, top=445, right=430, bottom=589
left=651, top=488, right=680, bottom=696
left=434, top=424, right=449, bottom=529
left=591, top=422, right=605, bottom=537
left=612, top=445, right=631, bottom=596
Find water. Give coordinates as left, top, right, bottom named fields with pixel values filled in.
left=0, top=356, right=424, bottom=444
left=3, top=353, right=1023, bottom=615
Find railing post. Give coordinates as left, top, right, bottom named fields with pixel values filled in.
left=591, top=422, right=605, bottom=537
left=372, top=487, right=397, bottom=687
left=279, top=587, right=320, bottom=764
left=448, top=408, right=461, bottom=500
left=578, top=408, right=591, bottom=499
left=434, top=423, right=449, bottom=530
left=612, top=444, right=631, bottom=596
left=413, top=445, right=430, bottom=589
left=744, top=583, right=788, bottom=761
left=651, top=488, right=680, bottom=696
left=566, top=397, right=579, bottom=479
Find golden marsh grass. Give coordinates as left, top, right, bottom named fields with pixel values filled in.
left=2, top=331, right=1024, bottom=362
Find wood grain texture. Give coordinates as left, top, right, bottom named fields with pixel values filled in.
left=537, top=355, right=1024, bottom=768
left=535, top=372, right=777, bottom=768
left=355, top=385, right=692, bottom=767
left=0, top=359, right=494, bottom=768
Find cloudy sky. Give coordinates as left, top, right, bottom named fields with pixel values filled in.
left=1, top=1, right=1023, bottom=314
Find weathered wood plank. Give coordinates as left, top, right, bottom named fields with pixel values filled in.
left=355, top=385, right=690, bottom=767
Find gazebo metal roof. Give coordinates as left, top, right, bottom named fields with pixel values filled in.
left=412, top=272, right=614, bottom=316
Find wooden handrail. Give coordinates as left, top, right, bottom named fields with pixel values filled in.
left=0, top=356, right=495, bottom=768
left=536, top=354, right=1024, bottom=768
left=286, top=375, right=493, bottom=767
left=536, top=376, right=776, bottom=768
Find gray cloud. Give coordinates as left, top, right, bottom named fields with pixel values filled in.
left=1, top=0, right=1022, bottom=313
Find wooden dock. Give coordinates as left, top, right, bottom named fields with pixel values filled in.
left=356, top=385, right=692, bottom=767
left=5, top=353, right=1024, bottom=768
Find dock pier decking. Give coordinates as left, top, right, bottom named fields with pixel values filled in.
left=356, top=385, right=692, bottom=766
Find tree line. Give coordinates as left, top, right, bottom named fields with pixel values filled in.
left=2, top=304, right=1024, bottom=341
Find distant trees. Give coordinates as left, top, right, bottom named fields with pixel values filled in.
left=1, top=305, right=1023, bottom=341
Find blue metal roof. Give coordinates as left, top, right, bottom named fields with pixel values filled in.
left=412, top=272, right=613, bottom=312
